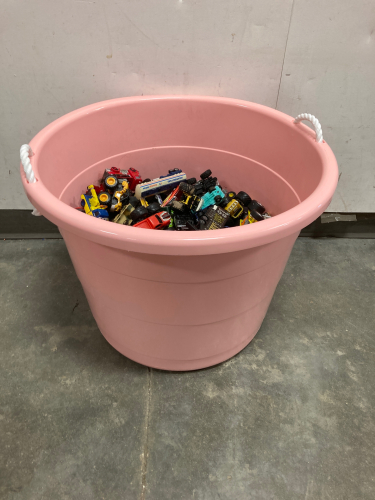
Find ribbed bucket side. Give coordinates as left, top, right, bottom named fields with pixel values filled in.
left=61, top=228, right=298, bottom=370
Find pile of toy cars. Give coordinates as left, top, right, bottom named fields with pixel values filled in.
left=77, top=166, right=271, bottom=230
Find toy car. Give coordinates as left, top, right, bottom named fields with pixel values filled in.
left=173, top=182, right=203, bottom=212
left=248, top=200, right=271, bottom=218
left=129, top=205, right=150, bottom=223
left=180, top=192, right=203, bottom=212
left=161, top=186, right=181, bottom=207
left=133, top=211, right=171, bottom=229
left=81, top=185, right=101, bottom=212
left=173, top=212, right=198, bottom=231
left=201, top=186, right=224, bottom=210
left=135, top=171, right=187, bottom=199
left=91, top=209, right=109, bottom=220
left=102, top=167, right=142, bottom=191
left=248, top=209, right=264, bottom=223
left=236, top=191, right=252, bottom=207
left=159, top=168, right=183, bottom=178
left=200, top=205, right=230, bottom=230
left=192, top=170, right=218, bottom=196
left=224, top=199, right=244, bottom=219
left=147, top=202, right=163, bottom=215
left=109, top=180, right=130, bottom=212
left=80, top=199, right=109, bottom=219
left=81, top=185, right=109, bottom=219
left=249, top=199, right=265, bottom=214
left=113, top=203, right=135, bottom=225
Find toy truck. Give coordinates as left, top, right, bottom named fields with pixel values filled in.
left=135, top=171, right=187, bottom=199
left=81, top=185, right=109, bottom=219
left=176, top=182, right=203, bottom=212
left=192, top=170, right=218, bottom=197
left=200, top=186, right=224, bottom=210
left=102, top=167, right=142, bottom=191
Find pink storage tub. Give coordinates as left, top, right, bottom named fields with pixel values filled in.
left=20, top=96, right=338, bottom=371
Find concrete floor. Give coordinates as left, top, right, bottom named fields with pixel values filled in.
left=0, top=239, right=374, bottom=500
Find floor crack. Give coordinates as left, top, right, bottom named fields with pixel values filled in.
left=140, top=367, right=152, bottom=500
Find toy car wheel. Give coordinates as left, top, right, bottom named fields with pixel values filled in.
left=250, top=209, right=264, bottom=221
left=104, top=176, right=118, bottom=190
left=200, top=169, right=212, bottom=180
left=147, top=202, right=162, bottom=215
left=129, top=195, right=140, bottom=208
left=98, top=192, right=112, bottom=206
left=186, top=177, right=197, bottom=185
left=182, top=182, right=195, bottom=195
left=141, top=178, right=151, bottom=183
left=249, top=200, right=266, bottom=214
left=236, top=191, right=252, bottom=207
left=129, top=205, right=149, bottom=222
left=120, top=192, right=130, bottom=204
left=219, top=195, right=230, bottom=207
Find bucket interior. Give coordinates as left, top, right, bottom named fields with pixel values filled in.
left=35, top=98, right=325, bottom=218
left=59, top=147, right=301, bottom=215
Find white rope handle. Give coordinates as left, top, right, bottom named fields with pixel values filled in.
left=294, top=114, right=323, bottom=143
left=20, top=144, right=36, bottom=183
left=20, top=144, right=41, bottom=215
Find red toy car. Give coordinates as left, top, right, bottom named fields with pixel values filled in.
left=133, top=211, right=171, bottom=229
left=102, top=167, right=142, bottom=191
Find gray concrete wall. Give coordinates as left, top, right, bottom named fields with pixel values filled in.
left=1, top=0, right=374, bottom=211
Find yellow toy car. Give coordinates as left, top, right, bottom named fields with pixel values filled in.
left=224, top=199, right=244, bottom=219
left=110, top=180, right=130, bottom=212
left=81, top=185, right=109, bottom=219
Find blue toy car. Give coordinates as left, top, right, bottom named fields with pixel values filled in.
left=92, top=208, right=109, bottom=219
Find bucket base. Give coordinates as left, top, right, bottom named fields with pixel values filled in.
left=101, top=330, right=259, bottom=371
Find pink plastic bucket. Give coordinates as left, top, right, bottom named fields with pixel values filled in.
left=20, top=96, right=338, bottom=370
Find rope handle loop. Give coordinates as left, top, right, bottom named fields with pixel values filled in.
left=294, top=114, right=323, bottom=143
left=20, top=144, right=36, bottom=183
left=20, top=144, right=41, bottom=215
